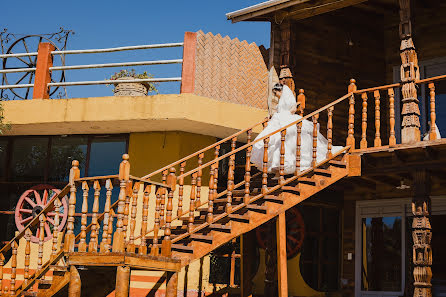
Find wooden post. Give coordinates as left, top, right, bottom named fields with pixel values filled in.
left=297, top=89, right=305, bottom=116
left=327, top=107, right=334, bottom=158
left=226, top=138, right=237, bottom=210
left=188, top=174, right=197, bottom=233
left=207, top=165, right=215, bottom=224
left=33, top=42, right=55, bottom=99
left=113, top=154, right=130, bottom=253
left=166, top=272, right=179, bottom=297
left=195, top=154, right=204, bottom=208
left=68, top=266, right=81, bottom=297
left=88, top=180, right=101, bottom=252
left=123, top=180, right=133, bottom=235
left=0, top=253, right=4, bottom=294
left=276, top=212, right=288, bottom=297
left=100, top=179, right=113, bottom=253
left=38, top=214, right=45, bottom=279
left=244, top=130, right=252, bottom=204
left=65, top=160, right=80, bottom=252
left=139, top=185, right=151, bottom=255
left=127, top=182, right=140, bottom=253
left=412, top=170, right=432, bottom=297
left=241, top=232, right=254, bottom=297
left=360, top=93, right=368, bottom=149
left=347, top=79, right=356, bottom=149
left=399, top=0, right=421, bottom=143
left=312, top=114, right=319, bottom=167
left=279, top=130, right=286, bottom=184
left=428, top=83, right=437, bottom=140
left=388, top=89, right=397, bottom=145
left=262, top=137, right=270, bottom=193
left=51, top=198, right=61, bottom=258
left=151, top=187, right=161, bottom=256
left=115, top=266, right=131, bottom=297
left=10, top=241, right=17, bottom=295
left=180, top=32, right=197, bottom=94
left=24, top=229, right=31, bottom=286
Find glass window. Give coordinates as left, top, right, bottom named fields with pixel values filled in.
left=49, top=136, right=88, bottom=182
left=88, top=136, right=127, bottom=176
left=361, top=216, right=402, bottom=292
left=0, top=139, right=8, bottom=179
left=10, top=137, right=48, bottom=182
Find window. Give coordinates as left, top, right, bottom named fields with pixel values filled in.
left=0, top=134, right=128, bottom=245
left=209, top=238, right=241, bottom=287
left=299, top=204, right=341, bottom=291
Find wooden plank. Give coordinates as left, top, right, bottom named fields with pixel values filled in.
left=276, top=212, right=288, bottom=297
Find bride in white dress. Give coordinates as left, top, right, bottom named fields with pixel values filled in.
left=251, top=84, right=342, bottom=175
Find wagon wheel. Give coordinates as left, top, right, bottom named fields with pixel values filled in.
left=1, top=35, right=65, bottom=99
left=15, top=184, right=68, bottom=243
left=256, top=206, right=305, bottom=259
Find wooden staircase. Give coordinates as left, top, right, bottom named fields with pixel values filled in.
left=0, top=86, right=364, bottom=296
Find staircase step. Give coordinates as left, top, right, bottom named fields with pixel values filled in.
left=298, top=177, right=317, bottom=185
left=313, top=168, right=332, bottom=177
left=246, top=204, right=268, bottom=213
left=50, top=265, right=68, bottom=272
left=171, top=244, right=194, bottom=253
left=190, top=234, right=213, bottom=243
left=281, top=186, right=301, bottom=194
left=263, top=195, right=285, bottom=203
left=228, top=213, right=250, bottom=223
left=23, top=292, right=37, bottom=297
left=38, top=278, right=52, bottom=289
left=329, top=160, right=347, bottom=168
left=209, top=224, right=232, bottom=232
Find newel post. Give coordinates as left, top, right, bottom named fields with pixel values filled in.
left=33, top=42, right=55, bottom=99
left=112, top=154, right=130, bottom=253
left=64, top=160, right=80, bottom=252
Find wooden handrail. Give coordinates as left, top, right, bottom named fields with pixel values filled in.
left=178, top=92, right=353, bottom=180
left=141, top=118, right=269, bottom=179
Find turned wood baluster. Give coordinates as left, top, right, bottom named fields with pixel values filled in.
left=360, top=93, right=368, bottom=149
left=112, top=154, right=130, bottom=253
left=151, top=187, right=161, bottom=256
left=347, top=79, right=357, bottom=149
left=162, top=168, right=176, bottom=257
left=24, top=229, right=32, bottom=286
left=327, top=107, right=334, bottom=158
left=123, top=180, right=133, bottom=236
left=108, top=209, right=114, bottom=247
left=78, top=181, right=89, bottom=252
left=279, top=129, right=287, bottom=185
left=0, top=253, right=4, bottom=293
left=51, top=198, right=61, bottom=258
left=189, top=174, right=197, bottom=233
left=100, top=179, right=113, bottom=253
left=214, top=145, right=220, bottom=197
left=312, top=114, right=319, bottom=167
left=139, top=185, right=151, bottom=255
left=38, top=214, right=45, bottom=280
left=10, top=241, right=17, bottom=295
left=65, top=160, right=80, bottom=252
left=127, top=181, right=140, bottom=253
left=195, top=153, right=204, bottom=208
left=374, top=90, right=381, bottom=147
left=429, top=83, right=437, bottom=140
left=88, top=180, right=101, bottom=252
left=177, top=162, right=186, bottom=217
left=263, top=137, right=269, bottom=193
left=160, top=171, right=168, bottom=225
left=388, top=88, right=397, bottom=145
left=226, top=137, right=237, bottom=212
left=244, top=130, right=252, bottom=204
left=207, top=165, right=215, bottom=223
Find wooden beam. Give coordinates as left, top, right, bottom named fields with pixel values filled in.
left=276, top=212, right=288, bottom=297
left=284, top=0, right=368, bottom=21
left=241, top=233, right=254, bottom=297
left=166, top=272, right=179, bottom=297
left=115, top=266, right=131, bottom=297
left=68, top=265, right=81, bottom=297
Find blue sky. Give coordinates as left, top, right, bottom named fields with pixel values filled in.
left=2, top=1, right=270, bottom=98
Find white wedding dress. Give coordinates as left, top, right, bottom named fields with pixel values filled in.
left=251, top=85, right=342, bottom=174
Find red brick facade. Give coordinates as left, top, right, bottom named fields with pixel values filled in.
left=183, top=31, right=269, bottom=110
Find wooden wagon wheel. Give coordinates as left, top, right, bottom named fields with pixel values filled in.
left=256, top=206, right=305, bottom=259
left=1, top=35, right=65, bottom=99
left=15, top=184, right=68, bottom=243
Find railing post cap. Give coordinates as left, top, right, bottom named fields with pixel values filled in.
left=350, top=78, right=356, bottom=84
left=72, top=160, right=79, bottom=167
left=122, top=154, right=130, bottom=161
left=299, top=89, right=304, bottom=94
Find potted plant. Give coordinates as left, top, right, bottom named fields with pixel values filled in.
left=109, top=69, right=158, bottom=96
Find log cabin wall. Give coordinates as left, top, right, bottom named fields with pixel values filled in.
left=272, top=6, right=388, bottom=147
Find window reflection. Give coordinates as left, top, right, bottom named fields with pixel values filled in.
left=362, top=216, right=402, bottom=292
left=0, top=139, right=7, bottom=179
left=88, top=137, right=127, bottom=176
left=10, top=137, right=48, bottom=182
left=49, top=136, right=88, bottom=182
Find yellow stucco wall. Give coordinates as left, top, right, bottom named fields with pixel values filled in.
left=128, top=131, right=216, bottom=183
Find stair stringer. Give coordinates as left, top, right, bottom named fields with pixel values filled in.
left=173, top=157, right=350, bottom=266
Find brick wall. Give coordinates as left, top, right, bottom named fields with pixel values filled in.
left=190, top=31, right=269, bottom=110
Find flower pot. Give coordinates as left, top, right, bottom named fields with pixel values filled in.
left=112, top=77, right=149, bottom=96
